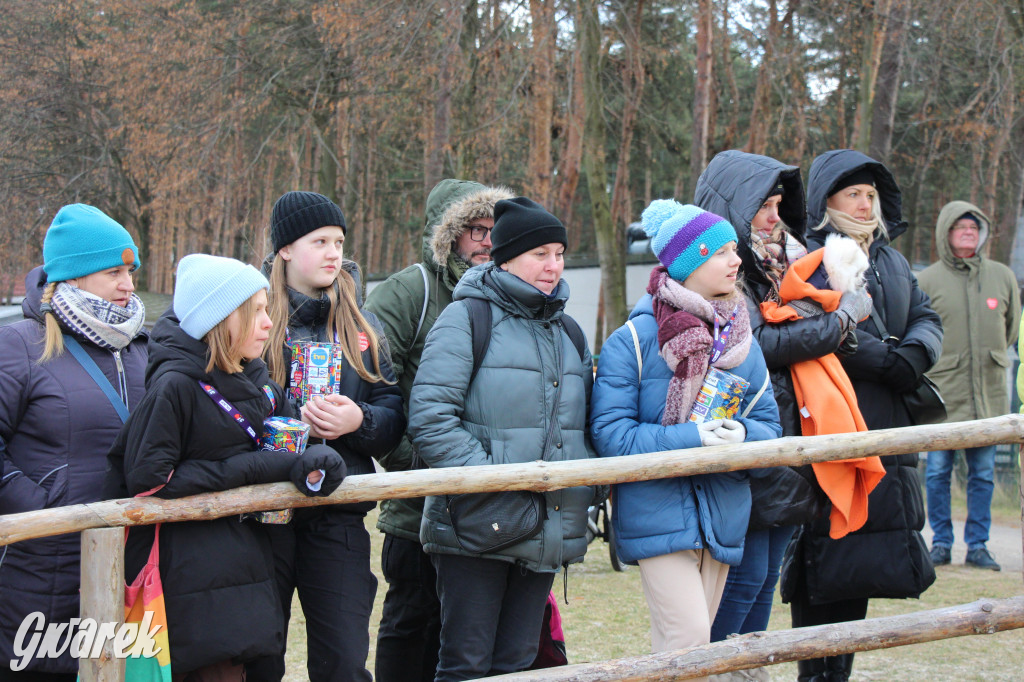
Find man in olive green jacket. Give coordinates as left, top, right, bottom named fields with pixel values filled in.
left=364, top=178, right=512, bottom=682
left=918, top=200, right=1020, bottom=571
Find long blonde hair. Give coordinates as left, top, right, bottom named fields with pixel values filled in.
left=263, top=254, right=391, bottom=387
left=205, top=293, right=260, bottom=374
left=38, top=282, right=65, bottom=363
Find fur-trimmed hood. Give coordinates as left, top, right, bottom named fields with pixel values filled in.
left=424, top=179, right=514, bottom=269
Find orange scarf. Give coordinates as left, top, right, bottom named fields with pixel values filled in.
left=760, top=249, right=885, bottom=539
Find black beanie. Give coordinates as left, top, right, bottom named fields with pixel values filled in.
left=828, top=167, right=876, bottom=197
left=490, top=197, right=568, bottom=266
left=271, top=191, right=346, bottom=252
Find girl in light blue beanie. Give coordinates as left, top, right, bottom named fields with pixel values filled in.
left=105, top=252, right=347, bottom=677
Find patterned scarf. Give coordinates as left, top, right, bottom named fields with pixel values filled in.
left=750, top=224, right=807, bottom=303
left=647, top=266, right=752, bottom=426
left=51, top=283, right=146, bottom=350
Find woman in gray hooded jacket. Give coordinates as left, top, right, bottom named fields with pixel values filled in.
left=409, top=197, right=596, bottom=682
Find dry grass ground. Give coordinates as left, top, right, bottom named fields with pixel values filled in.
left=283, top=501, right=1024, bottom=681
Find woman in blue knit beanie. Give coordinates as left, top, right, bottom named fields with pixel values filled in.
left=589, top=200, right=782, bottom=667
left=0, top=204, right=148, bottom=679
left=104, top=253, right=347, bottom=679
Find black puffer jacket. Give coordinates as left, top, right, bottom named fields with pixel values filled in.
left=0, top=267, right=147, bottom=674
left=105, top=313, right=319, bottom=673
left=782, top=149, right=941, bottom=604
left=695, top=151, right=827, bottom=529
left=274, top=260, right=405, bottom=514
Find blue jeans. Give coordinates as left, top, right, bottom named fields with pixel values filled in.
left=709, top=525, right=795, bottom=641
left=926, top=446, right=996, bottom=550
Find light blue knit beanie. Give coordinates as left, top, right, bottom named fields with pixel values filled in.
left=173, top=254, right=270, bottom=340
left=43, top=204, right=140, bottom=282
left=641, top=199, right=737, bottom=282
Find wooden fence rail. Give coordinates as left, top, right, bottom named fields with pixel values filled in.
left=490, top=597, right=1024, bottom=681
left=2, top=415, right=1016, bottom=681
left=3, top=414, right=1022, bottom=547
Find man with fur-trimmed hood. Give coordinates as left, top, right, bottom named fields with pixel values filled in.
left=918, top=201, right=1020, bottom=571
left=365, top=178, right=513, bottom=682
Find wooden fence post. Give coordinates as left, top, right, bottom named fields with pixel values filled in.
left=79, top=528, right=125, bottom=682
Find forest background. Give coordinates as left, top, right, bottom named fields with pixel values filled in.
left=3, top=0, right=1024, bottom=348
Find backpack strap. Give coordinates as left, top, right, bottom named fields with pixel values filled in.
left=741, top=369, right=772, bottom=419
left=559, top=314, right=588, bottom=365
left=464, top=297, right=493, bottom=385
left=62, top=335, right=129, bottom=423
left=410, top=263, right=431, bottom=353
left=625, top=320, right=643, bottom=384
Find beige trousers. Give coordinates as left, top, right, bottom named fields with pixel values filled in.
left=638, top=549, right=730, bottom=657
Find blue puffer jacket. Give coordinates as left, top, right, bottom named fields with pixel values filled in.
left=590, top=293, right=782, bottom=566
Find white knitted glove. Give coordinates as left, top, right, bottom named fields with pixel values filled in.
left=713, top=418, right=746, bottom=444
left=697, top=419, right=726, bottom=447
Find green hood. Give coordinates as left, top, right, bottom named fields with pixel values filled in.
left=934, top=200, right=989, bottom=271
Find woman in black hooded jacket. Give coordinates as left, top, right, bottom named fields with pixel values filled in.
left=781, top=150, right=941, bottom=681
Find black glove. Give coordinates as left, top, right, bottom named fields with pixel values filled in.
left=290, top=444, right=347, bottom=497
left=884, top=351, right=919, bottom=393
left=836, top=329, right=859, bottom=357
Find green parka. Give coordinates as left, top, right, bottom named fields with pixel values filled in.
left=365, top=179, right=513, bottom=541
left=918, top=200, right=1020, bottom=422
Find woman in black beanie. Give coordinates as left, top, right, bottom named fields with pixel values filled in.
left=408, top=197, right=599, bottom=681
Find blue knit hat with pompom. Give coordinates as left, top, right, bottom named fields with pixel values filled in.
left=641, top=200, right=737, bottom=282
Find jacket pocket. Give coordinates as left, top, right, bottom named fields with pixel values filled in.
left=928, top=350, right=963, bottom=375
left=989, top=349, right=1010, bottom=368
left=41, top=465, right=69, bottom=508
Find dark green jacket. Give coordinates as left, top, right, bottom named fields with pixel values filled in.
left=918, top=200, right=1020, bottom=422
left=365, top=179, right=513, bottom=540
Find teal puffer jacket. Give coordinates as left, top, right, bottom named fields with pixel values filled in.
left=408, top=262, right=597, bottom=572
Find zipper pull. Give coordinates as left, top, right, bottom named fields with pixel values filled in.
left=113, top=349, right=128, bottom=404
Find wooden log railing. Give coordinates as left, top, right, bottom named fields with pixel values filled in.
left=2, top=415, right=1020, bottom=681
left=3, top=414, right=1022, bottom=547
left=490, top=597, right=1024, bottom=681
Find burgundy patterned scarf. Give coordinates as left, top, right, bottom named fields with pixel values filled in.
left=647, top=266, right=752, bottom=426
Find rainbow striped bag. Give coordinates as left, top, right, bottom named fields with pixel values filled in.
left=123, top=524, right=172, bottom=681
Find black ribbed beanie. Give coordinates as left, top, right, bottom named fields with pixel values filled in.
left=271, top=191, right=346, bottom=252
left=489, top=197, right=567, bottom=266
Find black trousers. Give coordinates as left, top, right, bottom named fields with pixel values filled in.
left=375, top=534, right=441, bottom=682
left=790, top=594, right=868, bottom=681
left=247, top=508, right=377, bottom=682
left=432, top=553, right=554, bottom=682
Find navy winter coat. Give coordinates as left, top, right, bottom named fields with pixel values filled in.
left=589, top=293, right=782, bottom=566
left=0, top=267, right=147, bottom=674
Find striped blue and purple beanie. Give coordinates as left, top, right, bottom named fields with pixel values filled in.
left=641, top=200, right=737, bottom=283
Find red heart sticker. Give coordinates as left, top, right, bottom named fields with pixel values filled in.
left=987, top=298, right=998, bottom=310
left=358, top=332, right=370, bottom=352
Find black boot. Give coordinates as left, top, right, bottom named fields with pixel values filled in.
left=797, top=657, right=829, bottom=682
left=824, top=653, right=854, bottom=681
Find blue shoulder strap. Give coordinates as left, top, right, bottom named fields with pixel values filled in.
left=62, top=335, right=129, bottom=423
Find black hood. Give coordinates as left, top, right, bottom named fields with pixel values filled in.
left=21, top=266, right=47, bottom=323
left=694, top=150, right=806, bottom=288
left=805, top=149, right=906, bottom=248
left=146, top=309, right=271, bottom=402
